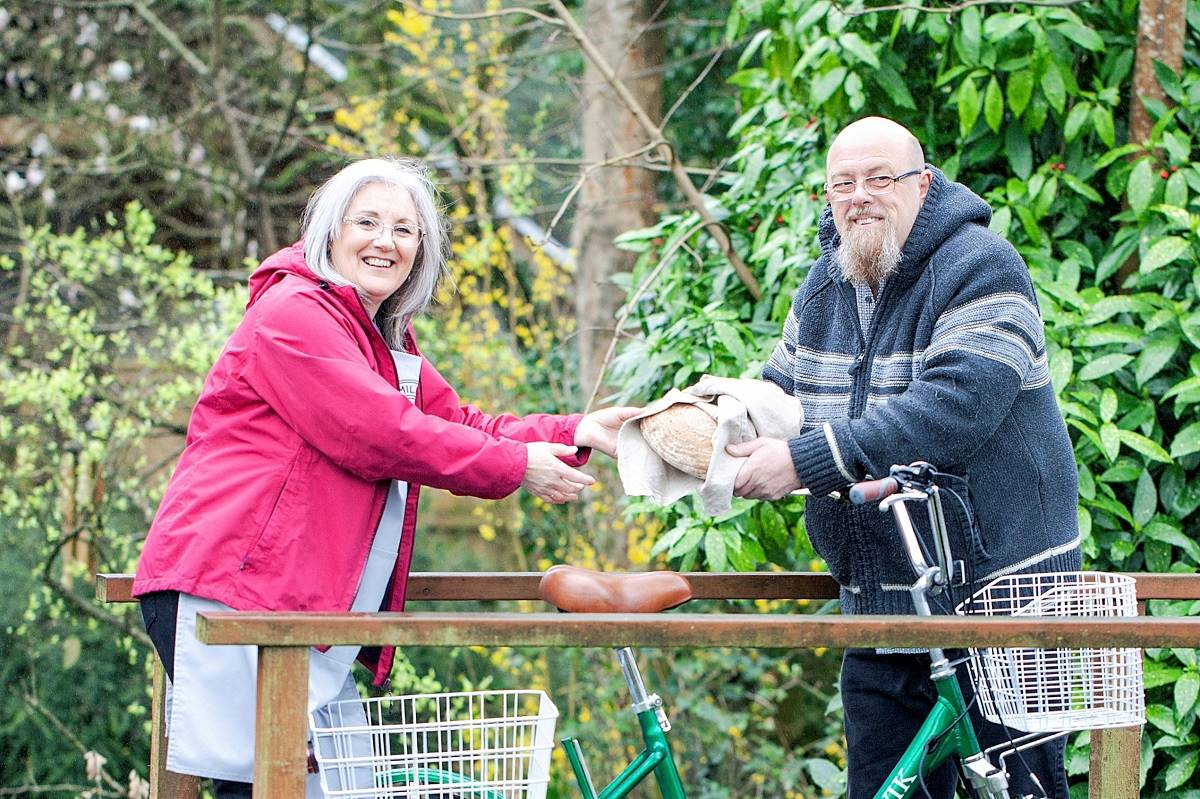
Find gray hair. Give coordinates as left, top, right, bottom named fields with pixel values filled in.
left=302, top=158, right=449, bottom=348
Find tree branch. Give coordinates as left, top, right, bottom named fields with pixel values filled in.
left=543, top=139, right=666, bottom=244
left=546, top=0, right=761, bottom=300
left=834, top=0, right=1088, bottom=15
left=394, top=0, right=563, bottom=26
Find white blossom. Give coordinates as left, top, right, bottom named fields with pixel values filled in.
left=69, top=82, right=84, bottom=102
left=0, top=9, right=11, bottom=30
left=104, top=104, right=122, bottom=123
left=25, top=162, right=43, bottom=188
left=41, top=187, right=56, bottom=206
left=85, top=80, right=106, bottom=102
left=108, top=60, right=132, bottom=83
left=30, top=132, right=51, bottom=157
left=84, top=750, right=107, bottom=782
left=5, top=171, right=26, bottom=193
left=128, top=115, right=152, bottom=133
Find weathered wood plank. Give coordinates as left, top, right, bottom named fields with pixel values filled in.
left=196, top=611, right=1200, bottom=650
left=253, top=647, right=309, bottom=796
left=1090, top=726, right=1141, bottom=799
left=148, top=658, right=198, bottom=799
left=94, top=571, right=1200, bottom=604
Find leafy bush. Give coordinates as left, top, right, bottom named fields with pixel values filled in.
left=608, top=1, right=1200, bottom=793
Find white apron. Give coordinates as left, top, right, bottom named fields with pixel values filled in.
left=165, top=351, right=422, bottom=793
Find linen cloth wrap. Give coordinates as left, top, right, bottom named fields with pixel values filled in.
left=617, top=375, right=804, bottom=514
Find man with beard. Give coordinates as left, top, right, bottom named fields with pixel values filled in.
left=726, top=117, right=1080, bottom=798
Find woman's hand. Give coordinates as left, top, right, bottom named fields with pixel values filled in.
left=574, top=406, right=641, bottom=459
left=522, top=442, right=596, bottom=504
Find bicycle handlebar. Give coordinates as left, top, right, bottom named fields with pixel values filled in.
left=848, top=476, right=900, bottom=505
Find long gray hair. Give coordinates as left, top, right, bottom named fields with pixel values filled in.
left=302, top=158, right=448, bottom=348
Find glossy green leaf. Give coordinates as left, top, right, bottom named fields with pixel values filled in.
left=839, top=32, right=880, bottom=69
left=704, top=527, right=728, bottom=570
left=1171, top=422, right=1200, bottom=459
left=958, top=78, right=980, bottom=138
left=1063, top=102, right=1091, bottom=142
left=1127, top=158, right=1157, bottom=215
left=1078, top=353, right=1134, bottom=380
left=1177, top=672, right=1200, bottom=718
left=1091, top=105, right=1116, bottom=147
left=1099, top=388, right=1118, bottom=422
left=1140, top=236, right=1191, bottom=274
left=1164, top=749, right=1198, bottom=791
left=1136, top=333, right=1180, bottom=385
left=983, top=77, right=1003, bottom=133
left=1040, top=64, right=1066, bottom=113
left=1118, top=430, right=1172, bottom=463
left=811, top=67, right=847, bottom=105
left=1133, top=470, right=1157, bottom=526
left=1100, top=423, right=1121, bottom=461
left=1006, top=70, right=1035, bottom=118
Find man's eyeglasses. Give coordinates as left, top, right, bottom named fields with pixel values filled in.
left=342, top=216, right=422, bottom=246
left=825, top=169, right=922, bottom=202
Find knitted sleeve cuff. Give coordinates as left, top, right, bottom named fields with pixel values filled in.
left=788, top=426, right=855, bottom=497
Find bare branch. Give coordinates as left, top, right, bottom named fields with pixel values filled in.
left=543, top=140, right=666, bottom=244
left=130, top=2, right=210, bottom=76
left=546, top=0, right=761, bottom=300
left=585, top=220, right=705, bottom=411
left=662, top=46, right=727, bottom=130
left=394, top=0, right=563, bottom=26
left=834, top=0, right=1088, bottom=15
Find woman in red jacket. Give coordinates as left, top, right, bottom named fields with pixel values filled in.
left=133, top=157, right=634, bottom=797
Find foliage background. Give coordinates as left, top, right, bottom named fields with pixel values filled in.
left=2, top=0, right=1199, bottom=797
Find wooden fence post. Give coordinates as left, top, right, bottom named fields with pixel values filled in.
left=148, top=657, right=199, bottom=799
left=253, top=645, right=310, bottom=796
left=1090, top=726, right=1142, bottom=799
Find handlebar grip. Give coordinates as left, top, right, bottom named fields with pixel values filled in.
left=848, top=476, right=900, bottom=505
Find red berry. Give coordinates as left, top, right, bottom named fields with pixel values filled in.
left=1160, top=170, right=1170, bottom=179
left=1171, top=165, right=1179, bottom=172
left=776, top=214, right=785, bottom=223
left=1057, top=162, right=1065, bottom=171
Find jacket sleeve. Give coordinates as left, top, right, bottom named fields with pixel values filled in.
left=243, top=290, right=528, bottom=497
left=417, top=358, right=588, bottom=467
left=789, top=245, right=1048, bottom=496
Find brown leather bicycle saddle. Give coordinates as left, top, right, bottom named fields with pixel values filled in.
left=538, top=564, right=694, bottom=613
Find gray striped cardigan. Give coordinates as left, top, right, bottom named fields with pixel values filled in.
left=764, top=167, right=1081, bottom=616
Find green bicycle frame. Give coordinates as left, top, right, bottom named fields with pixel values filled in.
left=562, top=648, right=687, bottom=799
left=873, top=663, right=997, bottom=799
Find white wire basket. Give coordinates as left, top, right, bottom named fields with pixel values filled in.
left=310, top=689, right=558, bottom=798
left=955, top=571, right=1145, bottom=733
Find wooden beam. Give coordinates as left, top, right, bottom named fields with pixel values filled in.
left=196, top=610, right=1200, bottom=650
left=1090, top=726, right=1141, bottom=799
left=93, top=571, right=1200, bottom=604
left=253, top=647, right=309, bottom=796
left=148, top=658, right=199, bottom=799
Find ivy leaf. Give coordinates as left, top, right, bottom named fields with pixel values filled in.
left=1040, top=64, right=1066, bottom=114
left=1007, top=70, right=1035, bottom=118
left=1126, top=158, right=1156, bottom=215
left=1176, top=671, right=1200, bottom=718
left=1140, top=236, right=1191, bottom=274
left=983, top=77, right=1004, bottom=133
left=1078, top=353, right=1133, bottom=380
left=1118, top=430, right=1172, bottom=463
left=1170, top=422, right=1200, bottom=459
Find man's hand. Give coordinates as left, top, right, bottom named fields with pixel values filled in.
left=573, top=406, right=641, bottom=459
left=522, top=442, right=596, bottom=504
left=726, top=437, right=803, bottom=500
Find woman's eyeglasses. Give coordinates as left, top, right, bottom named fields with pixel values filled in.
left=343, top=216, right=422, bottom=246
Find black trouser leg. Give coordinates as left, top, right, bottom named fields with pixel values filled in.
left=139, top=591, right=255, bottom=798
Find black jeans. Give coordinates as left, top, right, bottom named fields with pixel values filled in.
left=841, top=648, right=1068, bottom=799
left=140, top=591, right=255, bottom=799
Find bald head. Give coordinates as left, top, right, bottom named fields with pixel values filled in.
left=827, top=117, right=924, bottom=171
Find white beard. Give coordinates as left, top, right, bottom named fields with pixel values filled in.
left=834, top=213, right=902, bottom=289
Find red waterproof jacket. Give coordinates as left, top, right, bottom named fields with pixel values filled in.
left=133, top=244, right=584, bottom=684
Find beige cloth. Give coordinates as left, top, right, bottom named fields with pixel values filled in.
left=617, top=375, right=804, bottom=515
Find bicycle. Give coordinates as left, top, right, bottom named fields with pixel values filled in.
left=539, top=462, right=1144, bottom=799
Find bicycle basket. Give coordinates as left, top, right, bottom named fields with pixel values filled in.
left=954, top=572, right=1144, bottom=733
left=310, top=689, right=558, bottom=798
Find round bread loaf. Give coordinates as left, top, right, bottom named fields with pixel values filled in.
left=640, top=402, right=717, bottom=479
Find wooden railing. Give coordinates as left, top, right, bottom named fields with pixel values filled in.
left=98, top=572, right=1200, bottom=798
